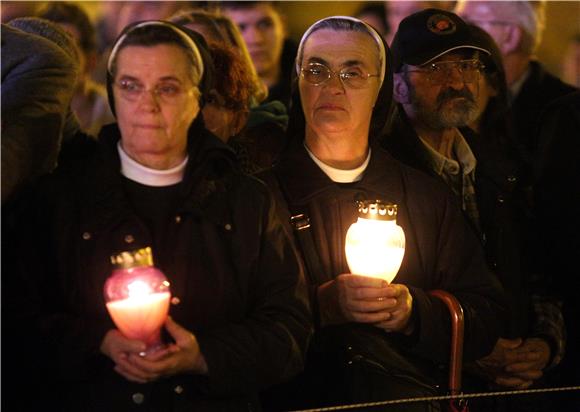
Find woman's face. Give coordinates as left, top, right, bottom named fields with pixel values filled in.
left=113, top=44, right=200, bottom=169
left=299, top=29, right=381, bottom=139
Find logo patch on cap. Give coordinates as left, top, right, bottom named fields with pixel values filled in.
left=427, top=14, right=456, bottom=35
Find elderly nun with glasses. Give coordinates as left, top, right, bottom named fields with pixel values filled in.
left=260, top=16, right=506, bottom=411
left=5, top=21, right=310, bottom=411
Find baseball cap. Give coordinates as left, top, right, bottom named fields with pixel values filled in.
left=391, top=8, right=491, bottom=71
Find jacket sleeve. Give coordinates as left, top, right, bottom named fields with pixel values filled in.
left=1, top=25, right=78, bottom=204
left=3, top=175, right=114, bottom=382
left=407, top=191, right=507, bottom=363
left=196, top=181, right=312, bottom=397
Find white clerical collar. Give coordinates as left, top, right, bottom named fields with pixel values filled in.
left=304, top=142, right=371, bottom=183
left=118, top=142, right=188, bottom=187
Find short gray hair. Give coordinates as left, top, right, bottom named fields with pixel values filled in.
left=455, top=0, right=546, bottom=54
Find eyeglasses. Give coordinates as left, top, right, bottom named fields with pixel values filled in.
left=114, top=79, right=195, bottom=104
left=300, top=62, right=380, bottom=89
left=406, top=59, right=485, bottom=85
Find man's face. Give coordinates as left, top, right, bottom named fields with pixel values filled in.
left=223, top=4, right=285, bottom=78
left=403, top=52, right=481, bottom=131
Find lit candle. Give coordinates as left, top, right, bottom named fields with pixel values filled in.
left=345, top=201, right=405, bottom=283
left=105, top=248, right=171, bottom=352
left=106, top=280, right=171, bottom=345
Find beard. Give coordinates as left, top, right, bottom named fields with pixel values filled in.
left=410, top=85, right=480, bottom=131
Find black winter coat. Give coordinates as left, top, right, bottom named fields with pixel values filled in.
left=512, top=61, right=578, bottom=170
left=264, top=140, right=506, bottom=364
left=3, top=124, right=311, bottom=412
left=383, top=108, right=529, bottom=338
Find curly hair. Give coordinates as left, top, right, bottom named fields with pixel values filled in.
left=206, top=40, right=254, bottom=112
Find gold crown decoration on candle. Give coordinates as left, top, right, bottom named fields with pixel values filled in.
left=356, top=200, right=398, bottom=221
left=111, top=247, right=154, bottom=269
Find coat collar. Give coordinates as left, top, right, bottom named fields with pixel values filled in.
left=384, top=106, right=517, bottom=192
left=273, top=137, right=406, bottom=206
left=78, top=123, right=238, bottom=231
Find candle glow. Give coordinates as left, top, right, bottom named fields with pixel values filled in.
left=104, top=248, right=171, bottom=351
left=345, top=204, right=406, bottom=283
left=106, top=290, right=170, bottom=344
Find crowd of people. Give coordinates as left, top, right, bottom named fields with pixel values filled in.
left=2, top=1, right=578, bottom=411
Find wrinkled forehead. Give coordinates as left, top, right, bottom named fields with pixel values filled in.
left=115, top=44, right=195, bottom=83
left=301, top=28, right=381, bottom=68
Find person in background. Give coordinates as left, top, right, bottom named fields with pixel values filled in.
left=455, top=0, right=578, bottom=172
left=0, top=0, right=40, bottom=23
left=533, top=91, right=580, bottom=411
left=465, top=24, right=520, bottom=160
left=172, top=7, right=288, bottom=172
left=38, top=2, right=115, bottom=137
left=354, top=2, right=389, bottom=40
left=91, top=1, right=192, bottom=86
left=1, top=18, right=79, bottom=204
left=3, top=21, right=311, bottom=411
left=170, top=7, right=267, bottom=107
left=92, top=1, right=126, bottom=85
left=562, top=34, right=580, bottom=88
left=383, top=0, right=455, bottom=44
left=261, top=15, right=505, bottom=411
left=221, top=1, right=297, bottom=108
left=384, top=9, right=564, bottom=412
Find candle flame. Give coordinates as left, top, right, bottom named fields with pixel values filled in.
left=127, top=280, right=152, bottom=298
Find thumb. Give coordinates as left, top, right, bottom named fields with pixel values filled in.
left=164, top=316, right=189, bottom=340
left=499, top=337, right=523, bottom=350
left=116, top=333, right=147, bottom=353
left=101, top=329, right=146, bottom=357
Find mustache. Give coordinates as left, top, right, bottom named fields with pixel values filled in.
left=437, top=88, right=475, bottom=105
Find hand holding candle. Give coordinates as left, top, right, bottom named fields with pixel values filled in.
left=102, top=317, right=208, bottom=383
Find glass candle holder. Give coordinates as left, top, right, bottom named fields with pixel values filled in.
left=345, top=201, right=406, bottom=283
left=104, top=247, right=171, bottom=355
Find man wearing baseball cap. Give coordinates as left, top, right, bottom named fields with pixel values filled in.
left=382, top=8, right=563, bottom=411
left=384, top=8, right=491, bottom=234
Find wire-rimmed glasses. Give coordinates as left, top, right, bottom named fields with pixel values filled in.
left=406, top=59, right=485, bottom=85
left=300, top=62, right=380, bottom=89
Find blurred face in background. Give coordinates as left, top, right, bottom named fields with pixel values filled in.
left=223, top=4, right=285, bottom=85
left=356, top=10, right=388, bottom=39
left=384, top=1, right=447, bottom=44
left=456, top=2, right=512, bottom=55
left=562, top=39, right=580, bottom=88
left=1, top=1, right=40, bottom=23
left=115, top=2, right=184, bottom=37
